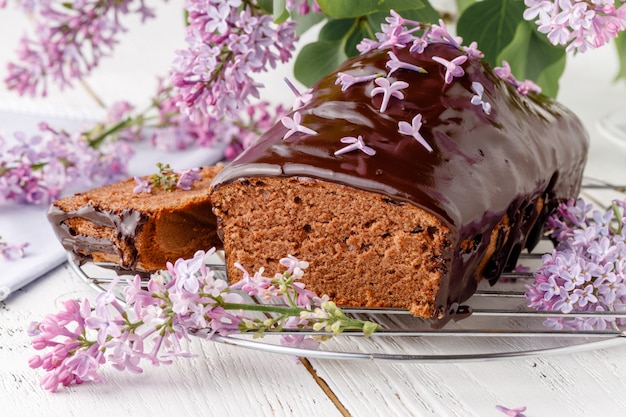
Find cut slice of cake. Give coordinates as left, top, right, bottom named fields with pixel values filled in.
left=48, top=165, right=223, bottom=272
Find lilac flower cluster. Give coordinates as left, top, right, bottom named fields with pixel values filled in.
left=526, top=198, right=626, bottom=330
left=0, top=236, right=28, bottom=260
left=170, top=0, right=298, bottom=123
left=5, top=0, right=156, bottom=96
left=147, top=79, right=287, bottom=157
left=0, top=124, right=132, bottom=205
left=28, top=249, right=378, bottom=391
left=133, top=162, right=201, bottom=194
left=524, top=0, right=626, bottom=53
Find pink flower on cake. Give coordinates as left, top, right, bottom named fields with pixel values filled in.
left=335, top=72, right=380, bottom=91
left=371, top=77, right=409, bottom=112
left=281, top=111, right=318, bottom=139
left=432, top=55, right=468, bottom=84
left=398, top=114, right=432, bottom=152
left=470, top=82, right=492, bottom=114
left=385, top=51, right=427, bottom=75
left=284, top=78, right=313, bottom=110
left=334, top=135, right=376, bottom=156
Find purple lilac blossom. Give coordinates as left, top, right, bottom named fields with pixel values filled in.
left=397, top=114, right=432, bottom=152
left=523, top=0, right=626, bottom=53
left=494, top=61, right=542, bottom=96
left=371, top=77, right=409, bottom=112
left=526, top=198, right=626, bottom=330
left=496, top=404, right=528, bottom=417
left=28, top=249, right=378, bottom=391
left=0, top=238, right=29, bottom=260
left=386, top=51, right=427, bottom=75
left=170, top=0, right=297, bottom=123
left=335, top=72, right=381, bottom=91
left=5, top=0, right=156, bottom=96
left=470, top=81, right=492, bottom=114
left=334, top=135, right=376, bottom=156
left=432, top=55, right=468, bottom=84
left=0, top=126, right=132, bottom=205
left=281, top=111, right=318, bottom=139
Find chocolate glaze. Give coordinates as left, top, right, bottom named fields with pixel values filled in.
left=47, top=203, right=148, bottom=269
left=211, top=43, right=589, bottom=322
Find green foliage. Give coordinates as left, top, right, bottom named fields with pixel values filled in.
left=316, top=0, right=424, bottom=18
left=294, top=39, right=349, bottom=87
left=294, top=1, right=437, bottom=86
left=614, top=32, right=626, bottom=83
left=291, top=0, right=570, bottom=96
left=456, top=0, right=525, bottom=67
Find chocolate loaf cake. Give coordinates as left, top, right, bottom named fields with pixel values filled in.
left=210, top=42, right=589, bottom=322
left=48, top=165, right=223, bottom=272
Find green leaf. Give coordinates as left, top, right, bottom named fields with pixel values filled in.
left=294, top=40, right=348, bottom=87
left=497, top=21, right=566, bottom=97
left=319, top=18, right=357, bottom=41
left=273, top=0, right=289, bottom=23
left=291, top=11, right=327, bottom=36
left=614, top=31, right=626, bottom=82
left=317, top=0, right=424, bottom=18
left=257, top=0, right=273, bottom=14
left=345, top=19, right=372, bottom=57
left=456, top=0, right=476, bottom=15
left=316, top=17, right=368, bottom=57
left=456, top=0, right=526, bottom=67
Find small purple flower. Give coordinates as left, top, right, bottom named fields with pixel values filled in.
left=462, top=41, right=484, bottom=59
left=432, top=55, right=468, bottom=84
left=175, top=168, right=202, bottom=190
left=516, top=79, right=542, bottom=96
left=284, top=78, right=313, bottom=110
left=279, top=254, right=309, bottom=278
left=281, top=111, right=318, bottom=140
left=371, top=77, right=409, bottom=112
left=385, top=51, right=427, bottom=75
left=133, top=176, right=151, bottom=194
left=168, top=250, right=206, bottom=294
left=470, top=82, right=492, bottom=115
left=334, top=135, right=376, bottom=157
left=496, top=405, right=527, bottom=417
left=428, top=20, right=463, bottom=48
left=398, top=114, right=432, bottom=152
left=335, top=72, right=380, bottom=92
left=0, top=238, right=29, bottom=260
left=409, top=36, right=429, bottom=54
left=574, top=284, right=598, bottom=307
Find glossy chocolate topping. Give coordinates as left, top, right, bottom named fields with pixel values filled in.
left=211, top=42, right=589, bottom=319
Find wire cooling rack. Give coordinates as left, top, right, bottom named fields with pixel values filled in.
left=67, top=179, right=626, bottom=362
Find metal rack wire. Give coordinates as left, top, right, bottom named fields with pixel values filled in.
left=67, top=179, right=626, bottom=362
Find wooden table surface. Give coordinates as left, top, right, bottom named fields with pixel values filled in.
left=2, top=4, right=626, bottom=416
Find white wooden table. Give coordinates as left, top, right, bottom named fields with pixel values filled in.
left=2, top=4, right=626, bottom=416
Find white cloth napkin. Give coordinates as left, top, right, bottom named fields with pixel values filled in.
left=0, top=108, right=225, bottom=301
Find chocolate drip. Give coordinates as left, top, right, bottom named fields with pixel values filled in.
left=211, top=43, right=589, bottom=321
left=47, top=203, right=148, bottom=269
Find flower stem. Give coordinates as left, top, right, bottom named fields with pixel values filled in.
left=221, top=302, right=303, bottom=316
